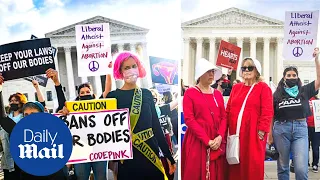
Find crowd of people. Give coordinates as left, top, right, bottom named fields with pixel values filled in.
left=181, top=48, right=320, bottom=180
left=0, top=51, right=177, bottom=180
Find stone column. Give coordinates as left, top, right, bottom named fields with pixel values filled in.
left=263, top=37, right=271, bottom=82
left=250, top=37, right=257, bottom=59
left=236, top=37, right=244, bottom=80
left=196, top=37, right=203, bottom=61
left=81, top=77, right=88, bottom=83
left=140, top=42, right=151, bottom=88
left=115, top=43, right=125, bottom=89
left=209, top=37, right=216, bottom=65
left=129, top=43, right=141, bottom=87
left=276, top=37, right=284, bottom=83
left=53, top=47, right=60, bottom=80
left=183, top=38, right=190, bottom=85
left=94, top=76, right=103, bottom=97
left=64, top=47, right=76, bottom=99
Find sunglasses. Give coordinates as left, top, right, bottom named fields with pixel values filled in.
left=241, top=66, right=255, bottom=72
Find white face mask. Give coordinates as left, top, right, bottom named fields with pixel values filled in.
left=123, top=68, right=139, bottom=83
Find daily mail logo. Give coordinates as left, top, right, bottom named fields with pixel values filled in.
left=18, top=129, right=64, bottom=159
left=10, top=113, right=73, bottom=176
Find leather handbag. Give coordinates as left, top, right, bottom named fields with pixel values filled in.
left=226, top=84, right=255, bottom=165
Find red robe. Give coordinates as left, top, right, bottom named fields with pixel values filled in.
left=182, top=87, right=227, bottom=180
left=226, top=82, right=273, bottom=180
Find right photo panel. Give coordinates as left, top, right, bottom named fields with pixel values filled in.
left=180, top=0, right=320, bottom=180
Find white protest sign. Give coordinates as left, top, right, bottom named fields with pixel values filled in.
left=312, top=100, right=320, bottom=132
left=75, top=23, right=112, bottom=77
left=155, top=83, right=172, bottom=94
left=283, top=11, right=319, bottom=61
left=55, top=109, right=133, bottom=164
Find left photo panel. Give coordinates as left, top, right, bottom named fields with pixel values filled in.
left=0, top=0, right=180, bottom=180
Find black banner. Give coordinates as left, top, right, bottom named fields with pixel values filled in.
left=0, top=38, right=55, bottom=81
left=24, top=75, right=48, bottom=87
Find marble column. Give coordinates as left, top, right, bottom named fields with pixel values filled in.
left=183, top=38, right=190, bottom=85
left=263, top=37, right=271, bottom=82
left=196, top=37, right=203, bottom=62
left=276, top=37, right=284, bottom=83
left=53, top=47, right=60, bottom=80
left=140, top=42, right=151, bottom=88
left=115, top=43, right=124, bottom=89
left=64, top=47, right=76, bottom=99
left=250, top=37, right=257, bottom=59
left=130, top=43, right=141, bottom=87
left=236, top=37, right=244, bottom=80
left=209, top=37, right=216, bottom=65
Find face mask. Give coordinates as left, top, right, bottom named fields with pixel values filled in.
left=123, top=68, right=139, bottom=84
left=285, top=79, right=299, bottom=88
left=10, top=103, right=19, bottom=112
left=220, top=83, right=228, bottom=89
left=284, top=85, right=299, bottom=98
left=80, top=94, right=94, bottom=101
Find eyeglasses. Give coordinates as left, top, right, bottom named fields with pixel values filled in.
left=241, top=66, right=255, bottom=72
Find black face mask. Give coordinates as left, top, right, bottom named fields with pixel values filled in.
left=10, top=103, right=19, bottom=112
left=285, top=79, right=299, bottom=88
left=220, top=83, right=228, bottom=89
left=79, top=95, right=94, bottom=101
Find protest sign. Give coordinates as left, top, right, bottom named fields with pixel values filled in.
left=75, top=23, right=112, bottom=77
left=0, top=38, right=55, bottom=81
left=155, top=83, right=172, bottom=94
left=311, top=100, right=320, bottom=132
left=150, top=56, right=178, bottom=85
left=55, top=109, right=133, bottom=164
left=216, top=40, right=241, bottom=70
left=65, top=99, right=117, bottom=113
left=283, top=11, right=319, bottom=61
left=24, top=74, right=48, bottom=87
left=24, top=35, right=58, bottom=87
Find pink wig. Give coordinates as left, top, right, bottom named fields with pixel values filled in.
left=113, top=51, right=147, bottom=80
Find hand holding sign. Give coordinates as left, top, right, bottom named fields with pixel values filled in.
left=0, top=73, right=4, bottom=85
left=46, top=68, right=59, bottom=86
left=58, top=106, right=70, bottom=116
left=313, top=47, right=319, bottom=58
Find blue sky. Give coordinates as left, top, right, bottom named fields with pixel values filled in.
left=181, top=0, right=320, bottom=22
left=0, top=0, right=180, bottom=60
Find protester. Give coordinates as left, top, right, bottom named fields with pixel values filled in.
left=58, top=75, right=112, bottom=180
left=104, top=51, right=176, bottom=180
left=226, top=57, right=273, bottom=180
left=0, top=92, right=27, bottom=179
left=268, top=48, right=320, bottom=180
left=182, top=58, right=227, bottom=180
left=162, top=91, right=179, bottom=145
left=0, top=72, right=66, bottom=180
left=307, top=95, right=320, bottom=173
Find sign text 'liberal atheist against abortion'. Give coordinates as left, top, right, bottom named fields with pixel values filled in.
left=0, top=38, right=55, bottom=81
left=283, top=10, right=319, bottom=61
left=54, top=108, right=133, bottom=164
left=75, top=23, right=112, bottom=77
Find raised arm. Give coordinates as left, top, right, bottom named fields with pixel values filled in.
left=46, top=68, right=66, bottom=112
left=102, top=74, right=112, bottom=98
left=0, top=74, right=16, bottom=135
left=32, top=80, right=45, bottom=103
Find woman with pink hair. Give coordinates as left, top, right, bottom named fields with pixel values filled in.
left=107, top=51, right=176, bottom=180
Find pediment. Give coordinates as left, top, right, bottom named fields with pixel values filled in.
left=45, top=16, right=149, bottom=37
left=182, top=7, right=284, bottom=27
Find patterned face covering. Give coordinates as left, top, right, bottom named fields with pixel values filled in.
left=284, top=85, right=299, bottom=98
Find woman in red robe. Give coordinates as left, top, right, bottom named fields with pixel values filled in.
left=182, top=58, right=227, bottom=180
left=226, top=58, right=273, bottom=180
